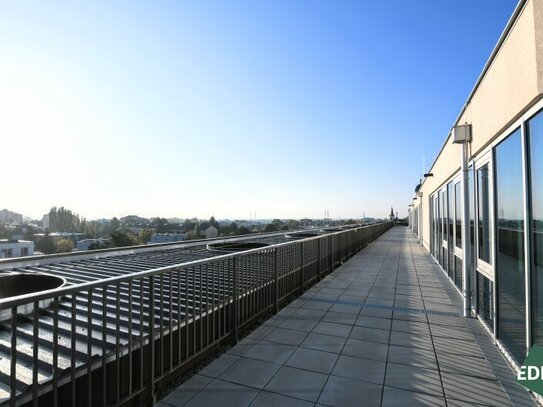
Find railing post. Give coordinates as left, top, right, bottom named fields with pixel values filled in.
left=231, top=257, right=239, bottom=344
left=274, top=248, right=279, bottom=314
left=317, top=238, right=322, bottom=281
left=329, top=235, right=333, bottom=272
left=300, top=242, right=304, bottom=293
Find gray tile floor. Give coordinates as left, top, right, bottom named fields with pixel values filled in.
left=158, top=228, right=536, bottom=407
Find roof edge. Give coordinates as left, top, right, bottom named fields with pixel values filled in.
left=422, top=0, right=529, bottom=185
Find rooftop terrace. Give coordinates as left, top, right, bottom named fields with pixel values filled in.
left=0, top=223, right=389, bottom=406
left=158, top=228, right=536, bottom=407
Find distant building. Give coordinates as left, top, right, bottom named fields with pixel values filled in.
left=389, top=207, right=396, bottom=221
left=0, top=209, right=23, bottom=224
left=204, top=226, right=218, bottom=239
left=0, top=239, right=34, bottom=259
left=77, top=239, right=109, bottom=251
left=149, top=233, right=185, bottom=244
left=42, top=214, right=50, bottom=229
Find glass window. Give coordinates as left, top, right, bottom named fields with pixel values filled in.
left=448, top=182, right=455, bottom=279
left=455, top=255, right=462, bottom=289
left=439, top=189, right=447, bottom=269
left=496, top=128, right=526, bottom=362
left=469, top=166, right=476, bottom=305
left=478, top=272, right=494, bottom=328
left=477, top=164, right=491, bottom=264
left=529, top=111, right=543, bottom=345
left=455, top=182, right=462, bottom=249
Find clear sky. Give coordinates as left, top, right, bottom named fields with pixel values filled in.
left=0, top=1, right=517, bottom=221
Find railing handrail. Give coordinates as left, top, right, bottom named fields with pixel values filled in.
left=0, top=222, right=388, bottom=310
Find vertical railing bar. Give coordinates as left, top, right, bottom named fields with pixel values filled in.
left=223, top=261, right=228, bottom=338
left=204, top=264, right=209, bottom=349
left=139, top=279, right=144, bottom=391
left=52, top=297, right=59, bottom=407
left=87, top=289, right=93, bottom=407
left=250, top=255, right=254, bottom=320
left=192, top=267, right=196, bottom=358
left=115, top=283, right=121, bottom=404
left=32, top=301, right=39, bottom=407
left=199, top=264, right=203, bottom=352
left=212, top=262, right=216, bottom=342
left=274, top=248, right=279, bottom=313
left=185, top=268, right=190, bottom=360
left=177, top=269, right=182, bottom=367
left=245, top=257, right=248, bottom=321
left=148, top=276, right=156, bottom=405
left=128, top=280, right=133, bottom=396
left=253, top=254, right=257, bottom=318
left=101, top=287, right=107, bottom=407
left=159, top=274, right=164, bottom=376
left=71, top=295, right=76, bottom=406
left=169, top=271, right=173, bottom=371
left=300, top=242, right=304, bottom=293
left=10, top=306, right=17, bottom=407
left=232, top=257, right=239, bottom=344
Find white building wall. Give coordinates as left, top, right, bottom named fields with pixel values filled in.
left=0, top=241, right=34, bottom=259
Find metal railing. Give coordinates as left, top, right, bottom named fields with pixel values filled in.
left=0, top=222, right=392, bottom=406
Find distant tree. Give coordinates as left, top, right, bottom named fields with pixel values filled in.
left=264, top=224, right=278, bottom=232
left=48, top=206, right=84, bottom=232
left=138, top=229, right=154, bottom=245
left=185, top=230, right=203, bottom=240
left=237, top=226, right=250, bottom=235
left=35, top=233, right=56, bottom=254
left=109, top=230, right=134, bottom=247
left=288, top=220, right=300, bottom=230
left=84, top=221, right=100, bottom=238
left=219, top=222, right=238, bottom=236
left=23, top=226, right=39, bottom=241
left=271, top=219, right=284, bottom=229
left=182, top=219, right=195, bottom=233
left=209, top=216, right=219, bottom=228
left=150, top=217, right=171, bottom=233
left=0, top=224, right=7, bottom=239
left=109, top=217, right=120, bottom=233
left=55, top=238, right=74, bottom=253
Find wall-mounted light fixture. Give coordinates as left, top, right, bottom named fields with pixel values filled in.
left=424, top=173, right=433, bottom=177
left=452, top=124, right=472, bottom=144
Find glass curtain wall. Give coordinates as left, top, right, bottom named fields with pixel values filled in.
left=529, top=111, right=543, bottom=345
left=440, top=189, right=447, bottom=270
left=448, top=182, right=455, bottom=281
left=469, top=166, right=476, bottom=307
left=454, top=181, right=463, bottom=289
left=495, top=128, right=526, bottom=363
left=477, top=164, right=491, bottom=264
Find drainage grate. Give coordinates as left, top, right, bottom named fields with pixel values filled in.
left=465, top=318, right=537, bottom=407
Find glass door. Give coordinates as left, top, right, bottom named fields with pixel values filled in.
left=474, top=152, right=495, bottom=330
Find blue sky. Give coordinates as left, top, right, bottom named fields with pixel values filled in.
left=0, top=1, right=517, bottom=220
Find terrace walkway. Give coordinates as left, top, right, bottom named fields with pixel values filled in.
left=157, top=227, right=536, bottom=407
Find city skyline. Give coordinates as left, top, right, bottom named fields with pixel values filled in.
left=0, top=1, right=516, bottom=220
